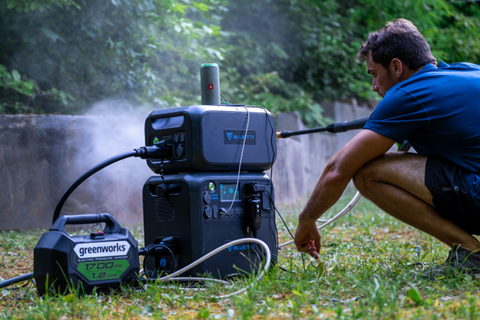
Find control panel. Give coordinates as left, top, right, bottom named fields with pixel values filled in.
left=150, top=131, right=187, bottom=162
left=200, top=180, right=244, bottom=220
left=199, top=179, right=272, bottom=222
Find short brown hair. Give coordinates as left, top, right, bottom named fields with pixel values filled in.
left=356, top=19, right=437, bottom=70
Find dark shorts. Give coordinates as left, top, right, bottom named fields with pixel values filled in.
left=425, top=157, right=480, bottom=235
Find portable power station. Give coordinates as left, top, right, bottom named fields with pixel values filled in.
left=144, top=105, right=277, bottom=175
left=142, top=172, right=277, bottom=278
left=33, top=214, right=139, bottom=295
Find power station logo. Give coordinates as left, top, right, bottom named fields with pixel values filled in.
left=74, top=241, right=131, bottom=259
left=225, top=244, right=256, bottom=256
left=228, top=244, right=255, bottom=252
left=224, top=129, right=257, bottom=145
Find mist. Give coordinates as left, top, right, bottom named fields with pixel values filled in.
left=57, top=100, right=158, bottom=226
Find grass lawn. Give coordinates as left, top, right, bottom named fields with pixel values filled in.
left=1, top=190, right=480, bottom=319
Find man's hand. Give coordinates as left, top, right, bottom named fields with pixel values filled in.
left=294, top=222, right=321, bottom=259
left=292, top=130, right=395, bottom=259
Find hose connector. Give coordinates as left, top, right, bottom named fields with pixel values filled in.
left=134, top=140, right=172, bottom=159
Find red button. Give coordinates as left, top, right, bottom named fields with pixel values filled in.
left=208, top=84, right=213, bottom=90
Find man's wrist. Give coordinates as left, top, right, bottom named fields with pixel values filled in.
left=298, top=210, right=318, bottom=226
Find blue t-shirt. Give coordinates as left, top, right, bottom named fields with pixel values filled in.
left=364, top=61, right=480, bottom=203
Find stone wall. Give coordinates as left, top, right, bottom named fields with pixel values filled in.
left=0, top=102, right=374, bottom=230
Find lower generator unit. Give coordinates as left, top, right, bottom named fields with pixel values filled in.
left=142, top=172, right=277, bottom=278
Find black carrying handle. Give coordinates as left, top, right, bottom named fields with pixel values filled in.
left=50, top=213, right=122, bottom=235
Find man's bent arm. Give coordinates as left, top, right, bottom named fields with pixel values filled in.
left=294, top=129, right=395, bottom=257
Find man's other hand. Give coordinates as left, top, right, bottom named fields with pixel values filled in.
left=294, top=223, right=321, bottom=259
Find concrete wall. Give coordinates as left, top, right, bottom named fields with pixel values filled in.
left=272, top=102, right=373, bottom=205
left=0, top=102, right=373, bottom=230
left=0, top=115, right=152, bottom=230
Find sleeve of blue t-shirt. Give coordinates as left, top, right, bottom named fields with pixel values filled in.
left=364, top=86, right=430, bottom=144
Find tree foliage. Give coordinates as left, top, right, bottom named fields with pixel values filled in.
left=1, top=0, right=480, bottom=126
left=352, top=0, right=480, bottom=64
left=0, top=0, right=225, bottom=114
left=220, top=0, right=480, bottom=101
left=218, top=0, right=480, bottom=125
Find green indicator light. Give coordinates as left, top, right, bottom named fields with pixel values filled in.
left=77, top=259, right=130, bottom=281
left=201, top=63, right=218, bottom=68
left=209, top=182, right=215, bottom=191
left=153, top=137, right=159, bottom=144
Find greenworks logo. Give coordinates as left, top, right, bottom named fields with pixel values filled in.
left=224, top=129, right=256, bottom=145
left=74, top=241, right=130, bottom=259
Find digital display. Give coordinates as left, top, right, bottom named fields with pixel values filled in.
left=220, top=184, right=240, bottom=201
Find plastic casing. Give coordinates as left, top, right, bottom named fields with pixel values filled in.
left=33, top=214, right=139, bottom=295
left=144, top=105, right=277, bottom=174
left=142, top=172, right=277, bottom=278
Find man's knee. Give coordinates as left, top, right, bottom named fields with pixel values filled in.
left=352, top=154, right=394, bottom=197
left=352, top=160, right=377, bottom=197
left=353, top=152, right=430, bottom=203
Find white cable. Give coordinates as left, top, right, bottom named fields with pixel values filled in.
left=279, top=143, right=408, bottom=248
left=316, top=191, right=362, bottom=230
left=143, top=108, right=262, bottom=298
left=225, top=107, right=250, bottom=215
left=144, top=238, right=271, bottom=299
left=278, top=191, right=362, bottom=248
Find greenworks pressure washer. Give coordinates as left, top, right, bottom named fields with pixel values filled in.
left=34, top=214, right=139, bottom=295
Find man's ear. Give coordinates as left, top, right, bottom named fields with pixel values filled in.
left=390, top=58, right=404, bottom=79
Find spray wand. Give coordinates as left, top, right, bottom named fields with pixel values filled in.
left=276, top=116, right=370, bottom=139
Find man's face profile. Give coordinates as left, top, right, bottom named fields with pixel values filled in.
left=366, top=51, right=397, bottom=98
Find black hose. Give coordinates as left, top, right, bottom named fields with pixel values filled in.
left=52, top=142, right=171, bottom=224
left=0, top=273, right=33, bottom=289
left=52, top=150, right=138, bottom=224
left=142, top=244, right=176, bottom=276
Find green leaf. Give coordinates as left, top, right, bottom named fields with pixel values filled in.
left=197, top=308, right=210, bottom=319
left=192, top=2, right=210, bottom=12
left=171, top=4, right=186, bottom=13
left=309, top=261, right=325, bottom=277
left=11, top=70, right=21, bottom=82
left=14, top=86, right=32, bottom=96
left=22, top=81, right=34, bottom=90
left=40, top=27, right=65, bottom=43
left=211, top=25, right=221, bottom=36
left=63, top=293, right=76, bottom=304
left=15, top=1, right=24, bottom=12
left=407, top=287, right=424, bottom=305
left=194, top=21, right=205, bottom=28
left=6, top=0, right=17, bottom=9
left=0, top=65, right=9, bottom=77
left=292, top=290, right=303, bottom=297
left=30, top=1, right=39, bottom=11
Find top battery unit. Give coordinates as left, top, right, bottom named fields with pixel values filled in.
left=144, top=105, right=277, bottom=174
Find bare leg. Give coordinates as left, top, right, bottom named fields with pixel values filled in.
left=353, top=152, right=480, bottom=252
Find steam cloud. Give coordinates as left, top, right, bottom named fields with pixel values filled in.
left=63, top=99, right=158, bottom=226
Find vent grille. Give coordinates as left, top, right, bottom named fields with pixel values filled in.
left=154, top=198, right=175, bottom=222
